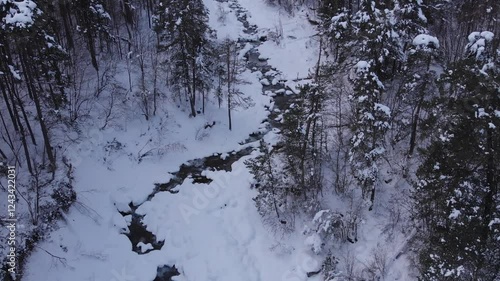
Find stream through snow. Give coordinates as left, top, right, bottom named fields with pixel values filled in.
left=22, top=0, right=324, bottom=280
left=120, top=1, right=303, bottom=279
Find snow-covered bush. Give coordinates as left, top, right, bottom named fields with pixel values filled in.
left=303, top=209, right=346, bottom=254
left=322, top=254, right=340, bottom=281
left=51, top=182, right=77, bottom=213
left=362, top=246, right=390, bottom=280
left=466, top=31, right=495, bottom=61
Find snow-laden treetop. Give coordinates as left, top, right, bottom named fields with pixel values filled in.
left=467, top=31, right=495, bottom=60
left=1, top=0, right=40, bottom=30
left=354, top=60, right=370, bottom=73
left=468, top=31, right=494, bottom=43
left=412, top=34, right=439, bottom=49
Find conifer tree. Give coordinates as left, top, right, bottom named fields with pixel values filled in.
left=415, top=31, right=500, bottom=280
left=281, top=84, right=326, bottom=199
left=153, top=0, right=213, bottom=117
left=394, top=33, right=439, bottom=155
left=1, top=0, right=68, bottom=172
left=72, top=0, right=112, bottom=71
left=348, top=61, right=391, bottom=210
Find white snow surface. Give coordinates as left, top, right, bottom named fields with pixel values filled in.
left=205, top=0, right=242, bottom=41
left=238, top=0, right=319, bottom=80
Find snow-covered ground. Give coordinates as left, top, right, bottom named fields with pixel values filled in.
left=23, top=1, right=417, bottom=281
left=238, top=0, right=319, bottom=80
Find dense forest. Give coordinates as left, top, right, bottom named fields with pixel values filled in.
left=0, top=0, right=499, bottom=280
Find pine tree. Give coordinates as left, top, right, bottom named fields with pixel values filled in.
left=353, top=0, right=403, bottom=79
left=245, top=140, right=294, bottom=229
left=1, top=0, right=68, bottom=172
left=318, top=0, right=349, bottom=19
left=281, top=83, right=326, bottom=200
left=321, top=0, right=404, bottom=80
left=72, top=0, right=112, bottom=71
left=393, top=33, right=439, bottom=156
left=394, top=0, right=432, bottom=43
left=320, top=5, right=353, bottom=63
left=153, top=0, right=212, bottom=117
left=415, top=31, right=500, bottom=280
left=348, top=61, right=391, bottom=210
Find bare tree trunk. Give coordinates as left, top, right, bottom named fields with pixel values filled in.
left=228, top=91, right=232, bottom=131
left=217, top=73, right=222, bottom=108
left=0, top=110, right=20, bottom=166
left=58, top=0, right=74, bottom=49
left=152, top=49, right=158, bottom=116
left=0, top=80, right=19, bottom=132
left=126, top=54, right=133, bottom=92
left=408, top=95, right=424, bottom=156
left=122, top=0, right=134, bottom=25
left=7, top=102, right=34, bottom=174
left=87, top=33, right=99, bottom=72
left=369, top=185, right=375, bottom=211
left=20, top=51, right=56, bottom=170
left=226, top=42, right=233, bottom=130
left=146, top=0, right=152, bottom=28
left=180, top=39, right=196, bottom=117
left=190, top=58, right=197, bottom=117
left=0, top=147, right=6, bottom=160
left=11, top=83, right=37, bottom=146
left=32, top=90, right=56, bottom=171
left=315, top=37, right=322, bottom=79
left=202, top=89, right=205, bottom=114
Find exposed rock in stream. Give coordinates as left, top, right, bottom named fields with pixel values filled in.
left=153, top=265, right=180, bottom=281
left=122, top=210, right=164, bottom=254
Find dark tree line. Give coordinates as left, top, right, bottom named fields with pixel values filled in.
left=1, top=0, right=246, bottom=179
left=250, top=0, right=499, bottom=279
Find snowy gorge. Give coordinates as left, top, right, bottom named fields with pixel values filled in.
left=0, top=0, right=499, bottom=281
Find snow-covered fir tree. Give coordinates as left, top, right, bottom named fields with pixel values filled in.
left=415, top=31, right=500, bottom=280
left=153, top=0, right=213, bottom=117
left=348, top=61, right=391, bottom=210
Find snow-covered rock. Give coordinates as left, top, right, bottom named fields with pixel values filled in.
left=136, top=242, right=154, bottom=253
left=260, top=78, right=270, bottom=86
